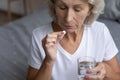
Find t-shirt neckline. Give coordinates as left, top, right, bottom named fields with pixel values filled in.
left=57, top=28, right=86, bottom=57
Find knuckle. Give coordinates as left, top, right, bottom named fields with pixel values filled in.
left=46, top=38, right=49, bottom=42
left=47, top=34, right=51, bottom=37
left=45, top=44, right=49, bottom=47
left=46, top=34, right=52, bottom=38
left=98, top=76, right=102, bottom=80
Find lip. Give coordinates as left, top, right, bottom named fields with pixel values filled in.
left=64, top=25, right=73, bottom=29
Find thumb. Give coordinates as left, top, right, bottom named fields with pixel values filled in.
left=87, top=62, right=101, bottom=73
left=57, top=30, right=66, bottom=41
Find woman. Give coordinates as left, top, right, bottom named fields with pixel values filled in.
left=27, top=0, right=120, bottom=80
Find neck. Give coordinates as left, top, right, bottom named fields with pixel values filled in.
left=65, top=25, right=84, bottom=42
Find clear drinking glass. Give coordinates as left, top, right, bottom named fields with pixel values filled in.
left=77, top=56, right=96, bottom=80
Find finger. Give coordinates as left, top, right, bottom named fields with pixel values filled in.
left=85, top=75, right=101, bottom=80
left=50, top=31, right=66, bottom=42
left=46, top=37, right=57, bottom=44
left=42, top=31, right=66, bottom=46
left=86, top=63, right=106, bottom=80
left=86, top=74, right=104, bottom=80
left=44, top=32, right=60, bottom=44
left=87, top=63, right=102, bottom=73
left=50, top=31, right=65, bottom=36
left=42, top=35, right=57, bottom=47
left=45, top=42, right=56, bottom=48
left=55, top=31, right=66, bottom=40
left=52, top=30, right=65, bottom=37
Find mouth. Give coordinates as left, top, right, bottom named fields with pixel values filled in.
left=64, top=25, right=74, bottom=29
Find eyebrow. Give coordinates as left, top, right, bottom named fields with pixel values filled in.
left=57, top=0, right=83, bottom=6
left=57, top=0, right=66, bottom=5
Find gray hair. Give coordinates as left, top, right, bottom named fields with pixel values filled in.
left=49, top=0, right=105, bottom=25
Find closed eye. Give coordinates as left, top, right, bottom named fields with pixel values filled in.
left=59, top=6, right=67, bottom=10
left=74, top=5, right=83, bottom=12
left=74, top=9, right=81, bottom=12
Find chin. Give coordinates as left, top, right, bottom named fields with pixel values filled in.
left=66, top=29, right=77, bottom=33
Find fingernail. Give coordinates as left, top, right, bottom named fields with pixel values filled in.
left=86, top=70, right=91, bottom=74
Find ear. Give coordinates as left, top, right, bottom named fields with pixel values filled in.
left=84, top=9, right=93, bottom=25
left=87, top=6, right=92, bottom=16
left=87, top=4, right=93, bottom=16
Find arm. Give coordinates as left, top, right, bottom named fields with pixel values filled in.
left=27, top=31, right=65, bottom=80
left=87, top=25, right=120, bottom=80
left=26, top=66, right=38, bottom=80
left=86, top=56, right=120, bottom=80
left=26, top=58, right=54, bottom=80
left=104, top=56, right=120, bottom=80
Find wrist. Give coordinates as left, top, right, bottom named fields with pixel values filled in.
left=44, top=57, right=56, bottom=65
left=103, top=62, right=113, bottom=80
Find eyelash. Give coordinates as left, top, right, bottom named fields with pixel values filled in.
left=59, top=6, right=67, bottom=10
left=59, top=6, right=82, bottom=12
left=74, top=9, right=81, bottom=12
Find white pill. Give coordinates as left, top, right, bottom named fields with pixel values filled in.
left=62, top=30, right=66, bottom=34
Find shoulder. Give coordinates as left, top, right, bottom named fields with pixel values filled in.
left=92, top=21, right=105, bottom=26
left=85, top=21, right=111, bottom=40
left=33, top=22, right=52, bottom=34
left=33, top=22, right=53, bottom=36
left=87, top=21, right=109, bottom=33
left=91, top=21, right=107, bottom=30
left=32, top=22, right=53, bottom=40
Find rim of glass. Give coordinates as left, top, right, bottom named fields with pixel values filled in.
left=77, top=56, right=96, bottom=62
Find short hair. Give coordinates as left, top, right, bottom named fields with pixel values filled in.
left=48, top=0, right=105, bottom=25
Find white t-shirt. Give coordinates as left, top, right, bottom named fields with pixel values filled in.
left=28, top=21, right=118, bottom=80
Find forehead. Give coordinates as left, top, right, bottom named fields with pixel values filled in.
left=56, top=0, right=89, bottom=5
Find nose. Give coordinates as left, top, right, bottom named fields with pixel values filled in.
left=65, top=9, right=74, bottom=23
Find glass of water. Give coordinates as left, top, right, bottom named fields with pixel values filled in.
left=77, top=56, right=96, bottom=80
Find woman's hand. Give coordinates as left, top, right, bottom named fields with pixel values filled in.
left=42, top=31, right=65, bottom=63
left=85, top=62, right=106, bottom=80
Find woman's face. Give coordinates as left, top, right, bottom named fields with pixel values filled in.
left=55, top=0, right=91, bottom=32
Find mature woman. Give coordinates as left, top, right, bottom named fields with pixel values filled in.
left=26, top=0, right=120, bottom=80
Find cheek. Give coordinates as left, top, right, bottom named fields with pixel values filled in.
left=76, top=13, right=89, bottom=24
